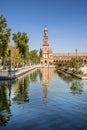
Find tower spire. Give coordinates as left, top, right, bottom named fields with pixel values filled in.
left=43, top=25, right=49, bottom=46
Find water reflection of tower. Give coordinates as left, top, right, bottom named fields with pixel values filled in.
left=40, top=68, right=54, bottom=103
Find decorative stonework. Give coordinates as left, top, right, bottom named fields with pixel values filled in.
left=40, top=26, right=53, bottom=65
left=40, top=26, right=87, bottom=65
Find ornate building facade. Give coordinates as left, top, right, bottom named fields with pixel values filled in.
left=40, top=26, right=53, bottom=65
left=40, top=26, right=87, bottom=65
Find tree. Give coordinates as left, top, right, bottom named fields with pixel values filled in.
left=29, top=50, right=40, bottom=64
left=0, top=15, right=11, bottom=67
left=8, top=46, right=22, bottom=65
left=55, top=56, right=83, bottom=74
left=12, top=32, right=29, bottom=63
left=70, top=57, right=83, bottom=73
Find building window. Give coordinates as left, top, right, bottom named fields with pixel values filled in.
left=45, top=60, right=47, bottom=63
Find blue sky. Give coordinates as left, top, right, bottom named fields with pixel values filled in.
left=0, top=0, right=87, bottom=53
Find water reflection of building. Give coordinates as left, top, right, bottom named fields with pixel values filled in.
left=40, top=68, right=55, bottom=103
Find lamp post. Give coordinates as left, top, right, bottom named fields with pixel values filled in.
left=68, top=52, right=69, bottom=69
left=8, top=49, right=11, bottom=78
left=68, top=52, right=69, bottom=61
left=8, top=49, right=11, bottom=71
left=22, top=55, right=24, bottom=68
left=76, top=48, right=77, bottom=58
left=75, top=48, right=77, bottom=72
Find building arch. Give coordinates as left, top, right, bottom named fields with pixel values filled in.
left=45, top=60, right=47, bottom=63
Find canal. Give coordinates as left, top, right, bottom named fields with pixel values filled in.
left=0, top=68, right=87, bottom=130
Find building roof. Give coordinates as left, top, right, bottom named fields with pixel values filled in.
left=53, top=52, right=87, bottom=57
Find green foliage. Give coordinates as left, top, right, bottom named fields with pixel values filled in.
left=0, top=84, right=11, bottom=126
left=70, top=80, right=84, bottom=94
left=56, top=69, right=74, bottom=84
left=55, top=57, right=83, bottom=74
left=12, top=76, right=30, bottom=104
left=29, top=70, right=39, bottom=82
left=29, top=50, right=40, bottom=64
left=0, top=15, right=11, bottom=63
left=70, top=57, right=83, bottom=73
left=8, top=46, right=22, bottom=64
left=12, top=32, right=29, bottom=61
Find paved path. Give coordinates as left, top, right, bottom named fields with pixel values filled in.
left=15, top=65, right=38, bottom=76
left=80, top=66, right=87, bottom=74
left=0, top=65, right=38, bottom=79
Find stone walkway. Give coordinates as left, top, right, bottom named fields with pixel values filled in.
left=15, top=65, right=38, bottom=76
left=80, top=66, right=87, bottom=74
left=0, top=65, right=38, bottom=79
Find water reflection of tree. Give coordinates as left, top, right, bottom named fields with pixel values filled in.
left=56, top=70, right=75, bottom=83
left=12, top=76, right=30, bottom=104
left=0, top=82, right=11, bottom=126
left=12, top=70, right=39, bottom=104
left=70, top=80, right=84, bottom=94
left=56, top=70, right=84, bottom=94
left=29, top=70, right=39, bottom=82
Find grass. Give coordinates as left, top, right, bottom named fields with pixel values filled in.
left=78, top=73, right=87, bottom=77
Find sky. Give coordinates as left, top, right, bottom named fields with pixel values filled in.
left=0, top=0, right=87, bottom=53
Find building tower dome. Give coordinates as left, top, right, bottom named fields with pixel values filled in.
left=44, top=25, right=48, bottom=31
left=43, top=25, right=48, bottom=45
left=44, top=25, right=48, bottom=37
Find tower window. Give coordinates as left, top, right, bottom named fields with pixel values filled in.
left=45, top=60, right=47, bottom=63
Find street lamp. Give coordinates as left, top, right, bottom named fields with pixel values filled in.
left=8, top=49, right=11, bottom=71
left=76, top=48, right=77, bottom=58
left=75, top=48, right=77, bottom=72
left=8, top=49, right=12, bottom=79
left=22, top=55, right=24, bottom=67
left=68, top=52, right=69, bottom=61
